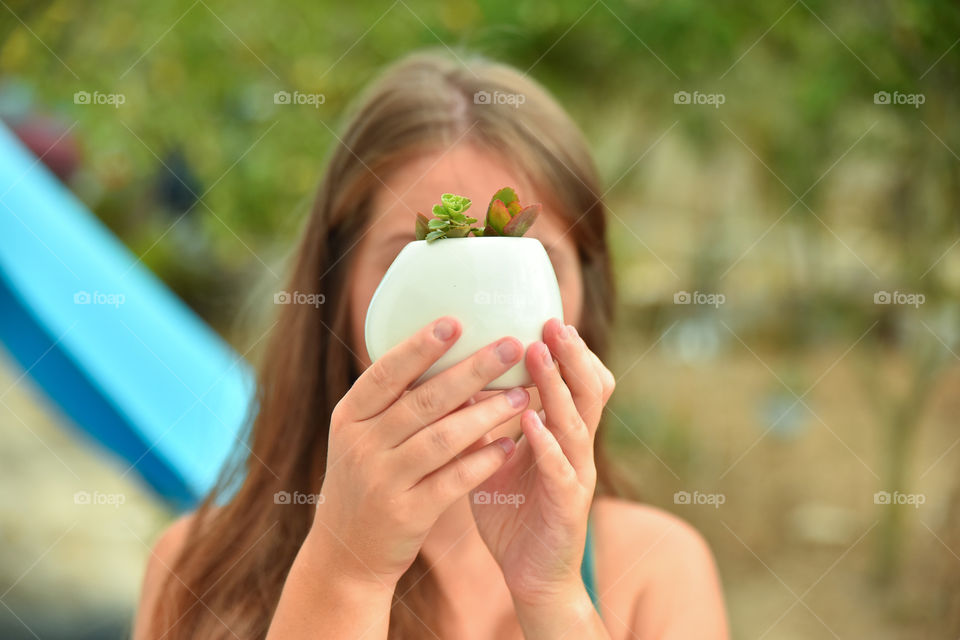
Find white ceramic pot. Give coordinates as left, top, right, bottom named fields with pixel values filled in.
left=364, top=237, right=563, bottom=390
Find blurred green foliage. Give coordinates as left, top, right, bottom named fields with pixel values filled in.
left=1, top=1, right=957, bottom=334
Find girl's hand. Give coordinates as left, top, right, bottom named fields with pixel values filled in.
left=306, top=316, right=531, bottom=589
left=471, top=318, right=615, bottom=608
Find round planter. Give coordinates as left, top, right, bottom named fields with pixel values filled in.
left=364, top=237, right=563, bottom=390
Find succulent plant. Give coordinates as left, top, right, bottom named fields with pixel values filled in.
left=415, top=193, right=482, bottom=242
left=481, top=187, right=541, bottom=237
left=415, top=187, right=541, bottom=242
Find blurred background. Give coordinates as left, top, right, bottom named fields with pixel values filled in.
left=1, top=0, right=958, bottom=638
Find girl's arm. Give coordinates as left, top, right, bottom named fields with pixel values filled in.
left=132, top=516, right=192, bottom=640
left=133, top=516, right=396, bottom=640
left=512, top=584, right=609, bottom=639
left=265, top=528, right=395, bottom=639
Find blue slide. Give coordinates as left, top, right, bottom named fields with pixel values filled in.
left=0, top=123, right=254, bottom=509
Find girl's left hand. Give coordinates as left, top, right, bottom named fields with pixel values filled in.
left=471, top=317, right=616, bottom=608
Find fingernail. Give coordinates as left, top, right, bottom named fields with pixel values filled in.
left=556, top=320, right=569, bottom=340
left=496, top=339, right=521, bottom=363
left=536, top=409, right=546, bottom=424
left=568, top=325, right=579, bottom=339
left=434, top=318, right=455, bottom=341
left=540, top=342, right=553, bottom=366
left=532, top=410, right=546, bottom=430
left=497, top=437, right=516, bottom=456
left=505, top=387, right=527, bottom=408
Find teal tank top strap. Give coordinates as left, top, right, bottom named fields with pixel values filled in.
left=581, top=517, right=601, bottom=614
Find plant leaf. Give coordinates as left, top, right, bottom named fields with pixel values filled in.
left=425, top=229, right=446, bottom=242
left=415, top=213, right=430, bottom=240
left=445, top=226, right=470, bottom=237
left=440, top=193, right=471, bottom=216
left=428, top=218, right=449, bottom=229
left=502, top=203, right=541, bottom=236
left=486, top=199, right=511, bottom=235
left=489, top=187, right=517, bottom=208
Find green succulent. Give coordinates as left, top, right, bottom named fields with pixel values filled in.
left=415, top=187, right=541, bottom=242
left=415, top=193, right=482, bottom=242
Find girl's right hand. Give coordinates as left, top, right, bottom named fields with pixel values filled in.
left=305, top=316, right=529, bottom=589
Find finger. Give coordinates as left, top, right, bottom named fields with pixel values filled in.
left=385, top=336, right=524, bottom=445
left=456, top=395, right=478, bottom=411
left=342, top=317, right=461, bottom=421
left=525, top=340, right=591, bottom=471
left=586, top=349, right=616, bottom=406
left=413, top=437, right=516, bottom=507
left=520, top=409, right=577, bottom=487
left=543, top=319, right=604, bottom=430
left=395, top=387, right=529, bottom=485
left=525, top=340, right=578, bottom=435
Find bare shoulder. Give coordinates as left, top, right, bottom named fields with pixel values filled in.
left=592, top=495, right=718, bottom=569
left=152, top=513, right=195, bottom=565
left=131, top=513, right=197, bottom=639
left=592, top=496, right=728, bottom=640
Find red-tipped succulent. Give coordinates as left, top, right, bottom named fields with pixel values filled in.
left=482, top=187, right=541, bottom=237
left=415, top=187, right=540, bottom=242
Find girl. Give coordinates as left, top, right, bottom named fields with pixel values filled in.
left=133, top=51, right=728, bottom=639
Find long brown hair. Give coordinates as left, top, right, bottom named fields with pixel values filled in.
left=156, top=49, right=618, bottom=639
